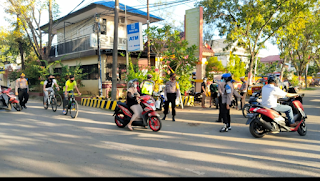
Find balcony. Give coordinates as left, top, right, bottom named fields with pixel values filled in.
left=49, top=34, right=127, bottom=58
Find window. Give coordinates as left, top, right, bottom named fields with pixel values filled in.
left=81, top=64, right=99, bottom=80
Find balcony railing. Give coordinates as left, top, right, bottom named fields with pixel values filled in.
left=49, top=33, right=127, bottom=57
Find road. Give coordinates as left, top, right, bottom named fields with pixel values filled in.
left=0, top=88, right=320, bottom=177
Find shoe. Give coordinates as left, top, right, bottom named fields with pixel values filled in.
left=220, top=124, right=229, bottom=132
left=172, top=116, right=175, bottom=122
left=228, top=126, right=232, bottom=130
left=23, top=105, right=27, bottom=109
left=162, top=115, right=166, bottom=120
left=289, top=121, right=300, bottom=127
left=62, top=110, right=67, bottom=115
left=209, top=106, right=211, bottom=108
left=127, top=125, right=133, bottom=131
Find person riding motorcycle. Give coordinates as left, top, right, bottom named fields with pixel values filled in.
left=126, top=79, right=145, bottom=131
left=261, top=75, right=299, bottom=127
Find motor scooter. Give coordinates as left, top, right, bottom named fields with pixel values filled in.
left=113, top=95, right=162, bottom=132
left=0, top=88, right=22, bottom=111
left=246, top=93, right=306, bottom=138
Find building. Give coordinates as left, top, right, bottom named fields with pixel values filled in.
left=40, top=1, right=163, bottom=97
left=208, top=38, right=265, bottom=67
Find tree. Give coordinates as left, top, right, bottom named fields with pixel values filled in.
left=196, top=0, right=317, bottom=85
left=4, top=0, right=60, bottom=61
left=205, top=56, right=225, bottom=80
left=226, top=53, right=246, bottom=81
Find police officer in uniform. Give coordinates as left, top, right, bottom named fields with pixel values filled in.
left=162, top=73, right=180, bottom=122
left=15, top=73, right=29, bottom=109
left=140, top=74, right=155, bottom=96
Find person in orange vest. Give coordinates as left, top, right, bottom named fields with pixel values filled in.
left=15, top=73, right=29, bottom=109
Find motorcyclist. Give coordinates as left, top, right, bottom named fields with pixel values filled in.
left=261, top=75, right=299, bottom=127
left=126, top=79, right=145, bottom=131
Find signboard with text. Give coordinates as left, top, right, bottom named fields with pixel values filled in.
left=127, top=22, right=143, bottom=52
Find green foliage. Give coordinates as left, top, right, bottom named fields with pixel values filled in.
left=205, top=56, right=225, bottom=80
left=226, top=54, right=246, bottom=81
left=291, top=76, right=300, bottom=87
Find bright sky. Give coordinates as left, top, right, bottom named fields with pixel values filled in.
left=0, top=0, right=279, bottom=57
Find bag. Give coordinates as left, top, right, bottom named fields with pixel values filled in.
left=225, top=84, right=232, bottom=94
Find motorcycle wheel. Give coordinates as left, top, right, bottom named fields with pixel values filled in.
left=242, top=104, right=251, bottom=118
left=115, top=113, right=126, bottom=128
left=149, top=116, right=162, bottom=132
left=297, top=119, right=307, bottom=136
left=13, top=103, right=22, bottom=111
left=249, top=119, right=266, bottom=138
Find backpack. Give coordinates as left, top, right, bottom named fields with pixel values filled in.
left=224, top=82, right=232, bottom=94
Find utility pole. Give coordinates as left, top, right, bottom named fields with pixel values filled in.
left=96, top=13, right=102, bottom=97
left=147, top=0, right=150, bottom=66
left=125, top=5, right=129, bottom=78
left=111, top=0, right=119, bottom=100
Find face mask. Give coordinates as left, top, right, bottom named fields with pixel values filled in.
left=70, top=80, right=74, bottom=83
left=133, top=84, right=137, bottom=88
left=49, top=78, right=53, bottom=81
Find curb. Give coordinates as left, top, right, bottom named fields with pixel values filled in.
left=80, top=96, right=194, bottom=110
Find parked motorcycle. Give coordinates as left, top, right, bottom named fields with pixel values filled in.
left=0, top=88, right=21, bottom=111
left=113, top=95, right=162, bottom=132
left=242, top=91, right=262, bottom=118
left=246, top=93, right=306, bottom=138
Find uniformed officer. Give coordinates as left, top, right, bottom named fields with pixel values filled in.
left=140, top=74, right=155, bottom=96
left=162, top=73, right=180, bottom=122
left=239, top=76, right=248, bottom=110
left=15, top=73, right=29, bottom=109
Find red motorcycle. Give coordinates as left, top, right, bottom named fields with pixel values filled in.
left=0, top=88, right=22, bottom=111
left=246, top=94, right=306, bottom=138
left=113, top=95, right=162, bottom=132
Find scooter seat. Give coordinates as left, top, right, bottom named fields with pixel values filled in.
left=117, top=101, right=134, bottom=114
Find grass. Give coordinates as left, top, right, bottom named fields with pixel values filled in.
left=302, top=87, right=316, bottom=90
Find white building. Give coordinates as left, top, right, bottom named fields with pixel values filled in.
left=208, top=38, right=265, bottom=67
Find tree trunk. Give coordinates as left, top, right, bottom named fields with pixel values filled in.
left=280, top=56, right=286, bottom=82
left=247, top=54, right=255, bottom=86
left=45, top=0, right=53, bottom=61
left=18, top=40, right=25, bottom=70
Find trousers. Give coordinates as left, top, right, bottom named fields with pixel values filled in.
left=164, top=93, right=176, bottom=116
left=273, top=104, right=294, bottom=124
left=18, top=88, right=29, bottom=107
left=63, top=91, right=73, bottom=109
left=221, top=103, right=231, bottom=127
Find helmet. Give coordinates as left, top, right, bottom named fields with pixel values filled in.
left=221, top=73, right=232, bottom=82
left=20, top=73, right=25, bottom=77
left=127, top=79, right=138, bottom=89
left=267, top=75, right=276, bottom=84
left=147, top=74, right=152, bottom=79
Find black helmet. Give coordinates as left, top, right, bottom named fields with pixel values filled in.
left=267, top=75, right=276, bottom=84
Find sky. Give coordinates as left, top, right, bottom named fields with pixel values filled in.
left=0, top=0, right=279, bottom=57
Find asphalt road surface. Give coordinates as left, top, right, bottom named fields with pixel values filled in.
left=1, top=88, right=320, bottom=177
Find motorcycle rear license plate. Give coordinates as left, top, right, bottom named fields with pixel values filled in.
left=247, top=113, right=254, bottom=118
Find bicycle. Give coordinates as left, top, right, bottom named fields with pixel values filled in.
left=54, top=87, right=63, bottom=107
left=64, top=91, right=78, bottom=119
left=43, top=89, right=57, bottom=112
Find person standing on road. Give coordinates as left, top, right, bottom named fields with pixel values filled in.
left=15, top=73, right=29, bottom=109
left=201, top=77, right=208, bottom=108
left=219, top=73, right=243, bottom=132
left=239, top=76, right=248, bottom=110
left=140, top=74, right=155, bottom=96
left=209, top=80, right=218, bottom=109
left=162, top=73, right=180, bottom=122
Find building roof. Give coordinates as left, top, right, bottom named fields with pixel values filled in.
left=260, top=55, right=283, bottom=63
left=40, top=0, right=163, bottom=32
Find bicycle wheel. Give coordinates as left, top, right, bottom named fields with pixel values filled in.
left=55, top=93, right=62, bottom=107
left=51, top=97, right=57, bottom=112
left=70, top=100, right=78, bottom=119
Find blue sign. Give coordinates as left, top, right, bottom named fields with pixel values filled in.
left=127, top=22, right=143, bottom=52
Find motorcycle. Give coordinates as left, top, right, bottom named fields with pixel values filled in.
left=246, top=93, right=306, bottom=138
left=153, top=90, right=165, bottom=111
left=0, top=88, right=22, bottom=111
left=113, top=95, right=162, bottom=132
left=242, top=91, right=262, bottom=118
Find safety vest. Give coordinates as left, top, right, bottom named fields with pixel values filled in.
left=141, top=80, right=154, bottom=95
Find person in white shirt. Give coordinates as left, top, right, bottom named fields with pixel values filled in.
left=43, top=74, right=60, bottom=106
left=261, top=75, right=299, bottom=127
